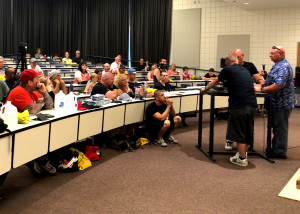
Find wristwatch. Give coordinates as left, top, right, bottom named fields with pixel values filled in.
left=261, top=86, right=264, bottom=92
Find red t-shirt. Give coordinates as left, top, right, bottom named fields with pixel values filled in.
left=6, top=86, right=43, bottom=112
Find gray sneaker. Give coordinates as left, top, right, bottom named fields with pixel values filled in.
left=230, top=156, right=248, bottom=167
left=164, top=135, right=178, bottom=144
left=156, top=138, right=167, bottom=147
left=41, top=161, right=57, bottom=175
left=233, top=152, right=248, bottom=159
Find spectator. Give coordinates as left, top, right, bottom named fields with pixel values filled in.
left=94, top=69, right=102, bottom=82
left=114, top=74, right=134, bottom=97
left=145, top=90, right=181, bottom=147
left=53, top=53, right=60, bottom=60
left=154, top=71, right=174, bottom=91
left=110, top=55, right=122, bottom=71
left=84, top=73, right=98, bottom=94
left=180, top=66, right=191, bottom=80
left=168, top=64, right=179, bottom=76
left=147, top=65, right=156, bottom=81
left=74, top=61, right=90, bottom=84
left=103, top=63, right=110, bottom=74
left=72, top=50, right=83, bottom=64
left=27, top=58, right=43, bottom=74
left=6, top=69, right=56, bottom=175
left=127, top=68, right=137, bottom=94
left=137, top=58, right=149, bottom=71
left=5, top=67, right=17, bottom=90
left=25, top=53, right=31, bottom=59
left=39, top=76, right=55, bottom=101
left=0, top=56, right=5, bottom=75
left=91, top=72, right=121, bottom=99
left=49, top=70, right=68, bottom=95
left=154, top=59, right=168, bottom=82
left=118, top=64, right=127, bottom=75
left=202, top=68, right=217, bottom=80
left=62, top=51, right=72, bottom=64
left=0, top=80, right=9, bottom=102
left=35, top=48, right=43, bottom=59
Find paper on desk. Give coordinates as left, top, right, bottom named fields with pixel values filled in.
left=278, top=168, right=300, bottom=201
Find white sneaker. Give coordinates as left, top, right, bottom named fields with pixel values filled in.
left=164, top=134, right=178, bottom=144
left=233, top=152, right=248, bottom=159
left=230, top=156, right=248, bottom=167
left=225, top=140, right=233, bottom=151
left=156, top=138, right=167, bottom=147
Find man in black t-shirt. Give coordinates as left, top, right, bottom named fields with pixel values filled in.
left=72, top=50, right=83, bottom=64
left=137, top=58, right=149, bottom=71
left=153, top=72, right=174, bottom=91
left=202, top=68, right=217, bottom=80
left=201, top=54, right=257, bottom=167
left=127, top=68, right=138, bottom=94
left=145, top=90, right=181, bottom=147
left=91, top=72, right=121, bottom=99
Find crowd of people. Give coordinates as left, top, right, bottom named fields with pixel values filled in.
left=0, top=45, right=296, bottom=199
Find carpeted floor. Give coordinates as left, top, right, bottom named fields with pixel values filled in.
left=1, top=109, right=300, bottom=213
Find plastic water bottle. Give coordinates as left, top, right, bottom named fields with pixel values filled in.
left=1, top=101, right=18, bottom=130
left=69, top=83, right=74, bottom=92
left=55, top=90, right=66, bottom=110
left=65, top=92, right=78, bottom=112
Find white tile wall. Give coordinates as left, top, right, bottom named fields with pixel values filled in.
left=172, top=0, right=300, bottom=73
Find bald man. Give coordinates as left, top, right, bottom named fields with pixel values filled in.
left=254, top=46, right=295, bottom=159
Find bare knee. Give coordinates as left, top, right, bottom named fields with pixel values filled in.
left=163, top=120, right=171, bottom=128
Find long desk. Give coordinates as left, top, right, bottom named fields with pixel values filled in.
left=197, top=89, right=274, bottom=163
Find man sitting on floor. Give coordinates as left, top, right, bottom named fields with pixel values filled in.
left=145, top=90, right=181, bottom=147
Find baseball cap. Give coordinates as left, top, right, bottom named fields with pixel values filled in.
left=118, top=93, right=130, bottom=101
left=127, top=68, right=136, bottom=74
left=49, top=70, right=60, bottom=78
left=76, top=50, right=80, bottom=54
left=20, top=69, right=42, bottom=82
left=119, top=64, right=125, bottom=69
left=30, top=58, right=37, bottom=63
left=77, top=101, right=87, bottom=110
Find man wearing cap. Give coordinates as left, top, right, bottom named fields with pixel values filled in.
left=91, top=72, right=121, bottom=99
left=145, top=90, right=181, bottom=147
left=72, top=50, right=83, bottom=64
left=27, top=58, right=43, bottom=74
left=49, top=70, right=68, bottom=95
left=127, top=68, right=137, bottom=94
left=6, top=69, right=53, bottom=113
left=254, top=46, right=295, bottom=159
left=117, top=64, right=127, bottom=75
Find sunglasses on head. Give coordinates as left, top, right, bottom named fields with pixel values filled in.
left=272, top=46, right=284, bottom=53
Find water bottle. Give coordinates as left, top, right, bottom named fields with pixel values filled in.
left=65, top=92, right=77, bottom=112
left=64, top=60, right=67, bottom=65
left=55, top=90, right=66, bottom=110
left=69, top=83, right=74, bottom=92
left=1, top=101, right=18, bottom=130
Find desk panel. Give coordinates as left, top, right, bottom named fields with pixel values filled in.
left=14, top=124, right=49, bottom=168
left=50, top=116, right=78, bottom=152
left=0, top=136, right=12, bottom=175
left=78, top=110, right=103, bottom=140
left=103, top=105, right=125, bottom=132
left=215, top=96, right=229, bottom=108
left=172, top=97, right=181, bottom=113
left=180, top=95, right=198, bottom=113
left=257, top=97, right=264, bottom=104
left=125, top=103, right=145, bottom=125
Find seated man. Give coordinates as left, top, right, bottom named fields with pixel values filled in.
left=6, top=69, right=56, bottom=175
left=91, top=72, right=121, bottom=99
left=153, top=71, right=174, bottom=91
left=202, top=68, right=217, bottom=80
left=127, top=68, right=138, bottom=94
left=5, top=67, right=17, bottom=90
left=27, top=58, right=43, bottom=74
left=72, top=50, right=83, bottom=64
left=117, top=64, right=127, bottom=75
left=145, top=90, right=181, bottom=147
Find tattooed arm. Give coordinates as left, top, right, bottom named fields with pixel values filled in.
left=40, top=91, right=53, bottom=110
left=24, top=99, right=45, bottom=114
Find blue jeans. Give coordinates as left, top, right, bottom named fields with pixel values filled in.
left=271, top=109, right=292, bottom=155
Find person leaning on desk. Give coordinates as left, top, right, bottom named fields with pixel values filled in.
left=201, top=54, right=257, bottom=167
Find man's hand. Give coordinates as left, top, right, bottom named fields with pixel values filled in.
left=254, top=85, right=261, bottom=92
left=166, top=97, right=173, bottom=106
left=54, top=79, right=60, bottom=85
left=201, top=88, right=206, bottom=94
left=37, top=83, right=46, bottom=93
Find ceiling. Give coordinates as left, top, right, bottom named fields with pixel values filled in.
left=222, top=0, right=300, bottom=10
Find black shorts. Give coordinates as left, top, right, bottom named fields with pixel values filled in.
left=148, top=117, right=175, bottom=140
left=226, top=106, right=256, bottom=145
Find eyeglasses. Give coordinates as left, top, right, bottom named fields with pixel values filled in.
left=272, top=46, right=284, bottom=53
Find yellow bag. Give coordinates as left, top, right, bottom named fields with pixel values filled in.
left=70, top=148, right=92, bottom=170
left=18, top=110, right=29, bottom=124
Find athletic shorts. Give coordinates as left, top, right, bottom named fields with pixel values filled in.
left=226, top=106, right=256, bottom=145
left=148, top=117, right=175, bottom=140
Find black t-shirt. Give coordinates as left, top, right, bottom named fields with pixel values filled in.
left=72, top=57, right=83, bottom=64
left=242, top=61, right=258, bottom=76
left=128, top=82, right=138, bottom=94
left=91, top=82, right=108, bottom=96
left=204, top=73, right=217, bottom=78
left=146, top=101, right=167, bottom=127
left=154, top=81, right=173, bottom=91
left=218, top=64, right=257, bottom=109
left=137, top=64, right=146, bottom=71
left=5, top=80, right=15, bottom=91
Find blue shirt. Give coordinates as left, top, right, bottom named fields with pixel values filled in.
left=265, top=58, right=295, bottom=110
